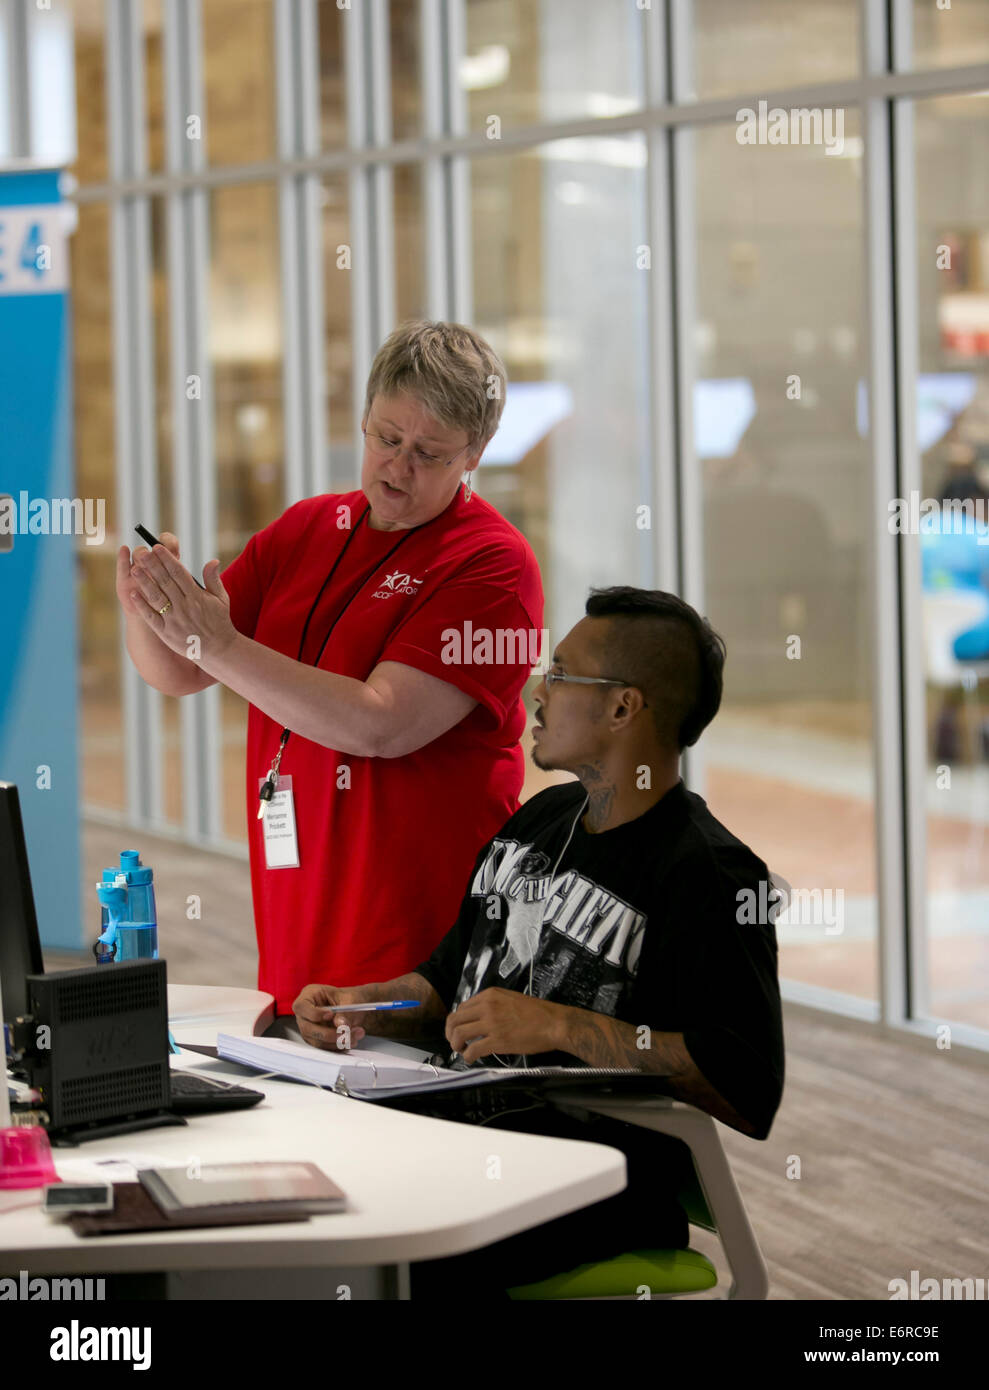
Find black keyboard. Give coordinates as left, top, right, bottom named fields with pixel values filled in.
left=168, top=1071, right=265, bottom=1114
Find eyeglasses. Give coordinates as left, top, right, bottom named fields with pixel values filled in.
left=362, top=427, right=472, bottom=471
left=543, top=669, right=648, bottom=707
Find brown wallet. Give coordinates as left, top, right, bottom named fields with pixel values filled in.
left=68, top=1183, right=311, bottom=1237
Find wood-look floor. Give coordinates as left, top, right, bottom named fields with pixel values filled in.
left=40, top=822, right=989, bottom=1301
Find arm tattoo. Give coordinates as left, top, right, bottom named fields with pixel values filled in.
left=357, top=973, right=448, bottom=1039
left=562, top=1006, right=757, bottom=1137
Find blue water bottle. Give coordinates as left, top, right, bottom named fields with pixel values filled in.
left=95, top=851, right=159, bottom=963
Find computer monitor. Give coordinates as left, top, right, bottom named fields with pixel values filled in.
left=0, top=782, right=44, bottom=1022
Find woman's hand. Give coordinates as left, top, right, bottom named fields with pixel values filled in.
left=128, top=542, right=236, bottom=665
left=116, top=531, right=181, bottom=622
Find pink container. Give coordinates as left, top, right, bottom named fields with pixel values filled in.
left=0, top=1125, right=61, bottom=1190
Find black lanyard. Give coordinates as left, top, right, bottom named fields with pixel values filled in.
left=258, top=503, right=424, bottom=811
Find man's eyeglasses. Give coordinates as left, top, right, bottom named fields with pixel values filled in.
left=542, top=669, right=648, bottom=707
left=363, top=427, right=472, bottom=471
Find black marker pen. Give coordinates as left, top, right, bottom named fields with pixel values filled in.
left=134, top=524, right=206, bottom=588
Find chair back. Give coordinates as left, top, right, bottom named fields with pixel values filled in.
left=676, top=1162, right=715, bottom=1232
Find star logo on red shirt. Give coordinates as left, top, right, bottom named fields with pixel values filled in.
left=380, top=570, right=425, bottom=594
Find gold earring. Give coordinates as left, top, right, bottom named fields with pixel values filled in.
left=463, top=474, right=473, bottom=503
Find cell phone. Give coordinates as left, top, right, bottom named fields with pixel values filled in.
left=134, top=524, right=206, bottom=588
left=42, top=1182, right=114, bottom=1215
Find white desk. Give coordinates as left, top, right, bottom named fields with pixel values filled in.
left=0, top=985, right=626, bottom=1299
left=167, top=982, right=275, bottom=1045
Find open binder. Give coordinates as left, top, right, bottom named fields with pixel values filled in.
left=344, top=1066, right=674, bottom=1124
left=215, top=1034, right=671, bottom=1117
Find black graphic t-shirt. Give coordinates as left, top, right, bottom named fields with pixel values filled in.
left=414, top=779, right=785, bottom=1140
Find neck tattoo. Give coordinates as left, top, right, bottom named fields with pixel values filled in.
left=573, top=762, right=616, bottom=832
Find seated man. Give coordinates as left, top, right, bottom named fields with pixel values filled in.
left=294, top=586, right=785, bottom=1299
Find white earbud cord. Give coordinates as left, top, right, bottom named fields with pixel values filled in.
left=489, top=791, right=590, bottom=1070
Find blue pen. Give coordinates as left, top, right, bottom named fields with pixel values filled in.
left=317, top=1000, right=420, bottom=1013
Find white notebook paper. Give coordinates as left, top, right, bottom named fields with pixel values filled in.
left=216, top=1033, right=463, bottom=1092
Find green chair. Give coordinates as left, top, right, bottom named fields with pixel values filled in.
left=506, top=1095, right=769, bottom=1300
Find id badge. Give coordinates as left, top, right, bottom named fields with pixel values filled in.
left=259, top=774, right=300, bottom=869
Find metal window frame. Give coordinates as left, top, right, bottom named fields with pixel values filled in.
left=57, top=0, right=989, bottom=1052
left=420, top=0, right=448, bottom=317
left=860, top=0, right=909, bottom=1031
left=368, top=0, right=395, bottom=356
left=162, top=0, right=222, bottom=846
left=421, top=0, right=471, bottom=322
left=68, top=57, right=989, bottom=204
left=669, top=0, right=706, bottom=799
left=344, top=0, right=396, bottom=457
left=890, top=0, right=970, bottom=1042
left=275, top=0, right=328, bottom=499
left=106, top=0, right=164, bottom=831
left=421, top=0, right=472, bottom=325
left=444, top=0, right=471, bottom=324
left=888, top=0, right=930, bottom=1029
left=2, top=0, right=31, bottom=159
left=643, top=0, right=678, bottom=598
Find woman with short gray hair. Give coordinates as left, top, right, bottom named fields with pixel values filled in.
left=116, top=320, right=544, bottom=1019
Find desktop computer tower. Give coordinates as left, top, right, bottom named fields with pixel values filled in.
left=21, top=960, right=171, bottom=1138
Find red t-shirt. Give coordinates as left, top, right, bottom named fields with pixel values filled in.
left=220, top=485, right=544, bottom=1013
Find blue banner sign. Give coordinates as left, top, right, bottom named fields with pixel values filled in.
left=0, top=166, right=81, bottom=949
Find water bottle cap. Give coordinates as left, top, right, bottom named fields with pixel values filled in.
left=119, top=851, right=153, bottom=885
